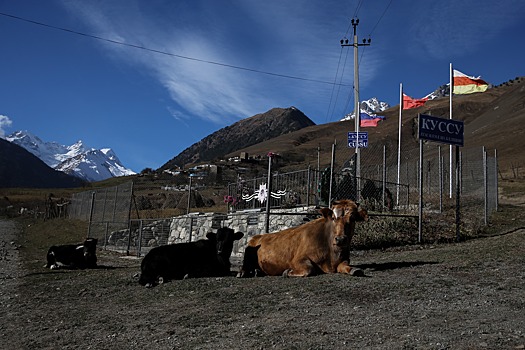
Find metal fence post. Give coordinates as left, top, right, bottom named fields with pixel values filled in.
left=137, top=220, right=143, bottom=257
left=382, top=145, right=386, bottom=212
left=328, top=141, right=336, bottom=205
left=188, top=217, right=194, bottom=243
left=104, top=222, right=109, bottom=251
left=252, top=178, right=257, bottom=210
left=306, top=166, right=311, bottom=207
left=439, top=146, right=443, bottom=213
left=418, top=139, right=423, bottom=243
left=87, top=191, right=96, bottom=239
left=126, top=226, right=132, bottom=256
left=483, top=146, right=488, bottom=225
left=187, top=175, right=193, bottom=215
left=495, top=149, right=499, bottom=212
left=126, top=182, right=134, bottom=256
left=455, top=146, right=461, bottom=241
left=265, top=154, right=274, bottom=233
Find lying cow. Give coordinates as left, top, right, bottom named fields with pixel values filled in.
left=45, top=238, right=98, bottom=269
left=237, top=199, right=367, bottom=278
left=139, top=227, right=244, bottom=287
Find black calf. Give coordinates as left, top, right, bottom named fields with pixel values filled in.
left=139, top=227, right=244, bottom=287
left=45, top=238, right=98, bottom=269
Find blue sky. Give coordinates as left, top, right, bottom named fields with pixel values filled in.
left=1, top=0, right=524, bottom=172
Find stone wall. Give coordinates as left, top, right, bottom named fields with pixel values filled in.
left=167, top=206, right=319, bottom=257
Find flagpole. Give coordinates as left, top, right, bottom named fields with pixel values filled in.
left=397, top=83, right=402, bottom=206
left=449, top=63, right=453, bottom=198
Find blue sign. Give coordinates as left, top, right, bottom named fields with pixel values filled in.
left=348, top=132, right=368, bottom=148
left=418, top=114, right=464, bottom=146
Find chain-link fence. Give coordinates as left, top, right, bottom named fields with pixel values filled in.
left=67, top=140, right=498, bottom=254
left=69, top=181, right=133, bottom=246
left=327, top=133, right=498, bottom=235
left=227, top=168, right=319, bottom=211
left=226, top=167, right=409, bottom=214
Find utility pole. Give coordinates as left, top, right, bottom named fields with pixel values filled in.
left=341, top=18, right=371, bottom=189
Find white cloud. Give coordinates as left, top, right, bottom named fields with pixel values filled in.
left=166, top=106, right=189, bottom=127
left=0, top=115, right=13, bottom=138
left=59, top=0, right=366, bottom=123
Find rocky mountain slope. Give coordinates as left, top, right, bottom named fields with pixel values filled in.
left=160, top=107, right=315, bottom=170
left=224, top=77, right=525, bottom=176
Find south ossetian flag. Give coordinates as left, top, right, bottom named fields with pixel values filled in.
left=453, top=69, right=489, bottom=94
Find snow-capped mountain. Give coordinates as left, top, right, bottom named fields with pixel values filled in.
left=341, top=97, right=390, bottom=121
left=424, top=84, right=450, bottom=100
left=5, top=131, right=135, bottom=182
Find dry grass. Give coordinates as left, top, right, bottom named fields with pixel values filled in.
left=15, top=217, right=89, bottom=271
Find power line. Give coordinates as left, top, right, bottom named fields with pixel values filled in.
left=353, top=0, right=365, bottom=18
left=324, top=46, right=346, bottom=123
left=0, top=11, right=349, bottom=87
left=326, top=47, right=352, bottom=123
left=368, top=0, right=393, bottom=36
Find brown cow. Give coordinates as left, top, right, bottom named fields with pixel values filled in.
left=237, top=199, right=367, bottom=278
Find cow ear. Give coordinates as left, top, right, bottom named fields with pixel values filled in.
left=234, top=231, right=244, bottom=240
left=332, top=207, right=344, bottom=219
left=320, top=207, right=334, bottom=220
left=206, top=232, right=216, bottom=240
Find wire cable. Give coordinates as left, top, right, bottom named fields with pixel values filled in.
left=0, top=11, right=349, bottom=87
left=329, top=47, right=352, bottom=122
left=368, top=0, right=393, bottom=36
left=353, top=0, right=364, bottom=18
left=324, top=46, right=346, bottom=123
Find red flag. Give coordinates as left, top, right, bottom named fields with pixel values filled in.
left=403, top=94, right=428, bottom=109
left=360, top=118, right=381, bottom=127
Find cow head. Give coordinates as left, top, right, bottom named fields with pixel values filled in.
left=331, top=199, right=368, bottom=239
left=319, top=207, right=349, bottom=247
left=332, top=200, right=368, bottom=222
left=207, top=228, right=244, bottom=263
left=82, top=238, right=98, bottom=266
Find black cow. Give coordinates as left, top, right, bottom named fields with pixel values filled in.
left=139, top=227, right=244, bottom=287
left=45, top=238, right=98, bottom=269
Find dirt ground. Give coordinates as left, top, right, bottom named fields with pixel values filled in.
left=1, top=215, right=524, bottom=350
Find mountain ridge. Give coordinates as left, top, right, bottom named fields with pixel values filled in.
left=2, top=76, right=523, bottom=188
left=225, top=78, right=524, bottom=174
left=0, top=137, right=85, bottom=188
left=6, top=131, right=135, bottom=182
left=160, top=106, right=315, bottom=170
